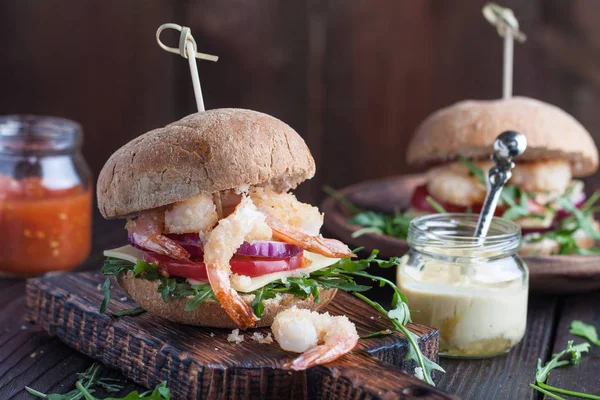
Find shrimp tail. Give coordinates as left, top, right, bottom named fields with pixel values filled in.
left=285, top=339, right=359, bottom=370
left=131, top=233, right=190, bottom=261
left=207, top=267, right=257, bottom=329
left=267, top=217, right=355, bottom=258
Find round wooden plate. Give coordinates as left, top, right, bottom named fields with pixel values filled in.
left=322, top=174, right=600, bottom=294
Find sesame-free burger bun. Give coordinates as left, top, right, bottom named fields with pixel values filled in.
left=117, top=273, right=337, bottom=328
left=407, top=97, right=598, bottom=176
left=97, top=109, right=316, bottom=219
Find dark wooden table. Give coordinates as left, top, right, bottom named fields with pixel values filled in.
left=1, top=211, right=599, bottom=399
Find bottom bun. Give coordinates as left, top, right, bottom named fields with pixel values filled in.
left=117, top=273, right=337, bottom=328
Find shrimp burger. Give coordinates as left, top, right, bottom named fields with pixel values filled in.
left=98, top=109, right=354, bottom=329
left=406, top=96, right=599, bottom=256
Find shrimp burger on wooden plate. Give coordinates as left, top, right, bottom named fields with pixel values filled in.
left=97, top=108, right=355, bottom=330
left=406, top=96, right=600, bottom=256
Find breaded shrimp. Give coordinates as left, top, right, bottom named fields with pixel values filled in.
left=203, top=196, right=272, bottom=329
left=250, top=187, right=324, bottom=236
left=164, top=193, right=219, bottom=241
left=272, top=307, right=359, bottom=370
left=426, top=160, right=573, bottom=207
left=126, top=211, right=190, bottom=260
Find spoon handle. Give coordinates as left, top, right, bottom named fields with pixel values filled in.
left=474, top=154, right=514, bottom=238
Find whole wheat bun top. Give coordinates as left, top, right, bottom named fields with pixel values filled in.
left=407, top=96, right=599, bottom=176
left=97, top=108, right=315, bottom=219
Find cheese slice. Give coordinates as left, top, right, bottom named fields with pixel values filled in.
left=230, top=251, right=340, bottom=293
left=104, top=245, right=145, bottom=264
left=103, top=245, right=340, bottom=293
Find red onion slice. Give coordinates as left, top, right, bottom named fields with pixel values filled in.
left=236, top=241, right=303, bottom=258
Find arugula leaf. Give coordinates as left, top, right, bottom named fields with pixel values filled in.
left=570, top=320, right=600, bottom=346
left=105, top=382, right=171, bottom=399
left=556, top=197, right=600, bottom=240
left=185, top=284, right=216, bottom=312
left=250, top=286, right=277, bottom=317
left=132, top=260, right=160, bottom=280
left=323, top=185, right=363, bottom=215
left=530, top=340, right=597, bottom=400
left=101, top=258, right=132, bottom=276
left=426, top=196, right=447, bottom=213
left=157, top=278, right=177, bottom=303
left=458, top=155, right=486, bottom=184
left=111, top=306, right=146, bottom=318
left=349, top=211, right=387, bottom=230
left=582, top=191, right=600, bottom=212
left=99, top=278, right=111, bottom=314
left=25, top=363, right=169, bottom=400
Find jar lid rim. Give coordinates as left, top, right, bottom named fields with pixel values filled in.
left=408, top=213, right=521, bottom=247
left=0, top=115, right=83, bottom=153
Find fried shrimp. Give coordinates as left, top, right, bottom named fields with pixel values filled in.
left=203, top=196, right=272, bottom=329
left=426, top=162, right=488, bottom=207
left=267, top=216, right=354, bottom=258
left=250, top=188, right=323, bottom=236
left=510, top=160, right=572, bottom=195
left=164, top=193, right=219, bottom=241
left=427, top=160, right=573, bottom=207
left=126, top=211, right=190, bottom=260
left=272, top=307, right=359, bottom=370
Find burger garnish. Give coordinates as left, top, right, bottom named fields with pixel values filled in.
left=339, top=97, right=600, bottom=256
left=97, top=108, right=443, bottom=381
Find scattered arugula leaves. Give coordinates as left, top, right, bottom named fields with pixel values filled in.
left=99, top=278, right=111, bottom=314
left=25, top=363, right=171, bottom=399
left=101, top=250, right=443, bottom=386
left=570, top=320, right=600, bottom=347
left=327, top=160, right=600, bottom=255
left=530, top=341, right=597, bottom=400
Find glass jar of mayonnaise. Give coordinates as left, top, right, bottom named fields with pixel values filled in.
left=397, top=213, right=528, bottom=358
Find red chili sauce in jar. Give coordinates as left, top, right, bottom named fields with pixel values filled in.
left=0, top=176, right=92, bottom=274
left=0, top=116, right=92, bottom=275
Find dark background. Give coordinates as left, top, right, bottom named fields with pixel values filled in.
left=1, top=0, right=599, bottom=203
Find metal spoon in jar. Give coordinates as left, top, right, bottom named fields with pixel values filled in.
left=473, top=131, right=527, bottom=238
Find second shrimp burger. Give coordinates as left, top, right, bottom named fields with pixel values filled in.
left=98, top=109, right=353, bottom=329
left=406, top=96, right=599, bottom=256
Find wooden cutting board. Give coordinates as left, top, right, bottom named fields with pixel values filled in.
left=24, top=272, right=456, bottom=400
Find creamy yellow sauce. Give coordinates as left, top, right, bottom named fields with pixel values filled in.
left=397, top=258, right=528, bottom=356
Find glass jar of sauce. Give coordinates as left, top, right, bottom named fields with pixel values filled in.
left=397, top=213, right=528, bottom=358
left=0, top=116, right=92, bottom=276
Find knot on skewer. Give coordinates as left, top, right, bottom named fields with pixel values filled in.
left=156, top=23, right=219, bottom=61
left=482, top=3, right=527, bottom=42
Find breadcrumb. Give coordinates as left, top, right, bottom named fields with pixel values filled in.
left=414, top=367, right=424, bottom=380
left=251, top=332, right=274, bottom=344
left=227, top=329, right=244, bottom=344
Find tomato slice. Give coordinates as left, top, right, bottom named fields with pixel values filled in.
left=142, top=251, right=305, bottom=280
left=410, top=184, right=504, bottom=215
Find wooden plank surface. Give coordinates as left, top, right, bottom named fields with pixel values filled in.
left=24, top=271, right=448, bottom=399
left=545, top=293, right=600, bottom=397
left=436, top=296, right=558, bottom=400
